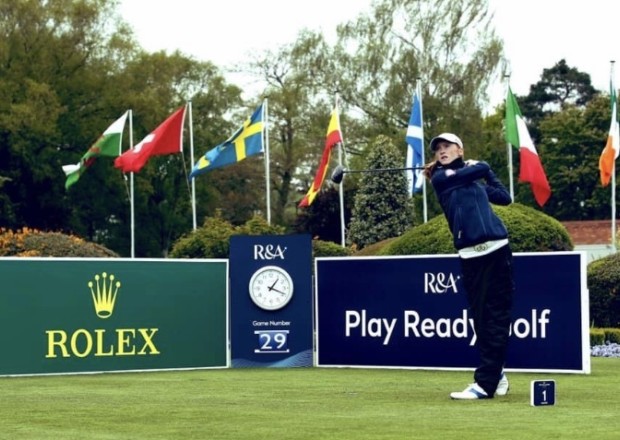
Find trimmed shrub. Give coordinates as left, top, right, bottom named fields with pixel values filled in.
left=169, top=214, right=238, bottom=259
left=354, top=238, right=398, bottom=256
left=603, top=328, right=620, bottom=344
left=590, top=328, right=605, bottom=346
left=590, top=328, right=620, bottom=346
left=312, top=239, right=352, bottom=257
left=171, top=214, right=350, bottom=259
left=170, top=214, right=286, bottom=259
left=377, top=203, right=573, bottom=256
left=235, top=215, right=286, bottom=236
left=0, top=228, right=119, bottom=258
left=588, top=252, right=620, bottom=327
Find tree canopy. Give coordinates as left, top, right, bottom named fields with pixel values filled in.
left=0, top=0, right=616, bottom=256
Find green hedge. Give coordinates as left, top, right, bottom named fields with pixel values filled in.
left=590, top=327, right=620, bottom=346
left=376, top=203, right=573, bottom=256
left=0, top=228, right=119, bottom=258
left=312, top=240, right=352, bottom=257
left=587, top=252, right=620, bottom=327
left=170, top=213, right=349, bottom=259
left=169, top=213, right=284, bottom=259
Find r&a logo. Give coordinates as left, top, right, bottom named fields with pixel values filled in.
left=424, top=272, right=460, bottom=294
left=254, top=244, right=287, bottom=260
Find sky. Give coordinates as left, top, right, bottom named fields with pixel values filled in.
left=118, top=0, right=620, bottom=110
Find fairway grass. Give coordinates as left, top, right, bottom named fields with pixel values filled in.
left=1, top=357, right=618, bottom=440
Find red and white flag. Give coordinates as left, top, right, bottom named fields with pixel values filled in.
left=114, top=106, right=186, bottom=173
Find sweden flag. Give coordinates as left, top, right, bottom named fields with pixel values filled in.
left=190, top=103, right=264, bottom=178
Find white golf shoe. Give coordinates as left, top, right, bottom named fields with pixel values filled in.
left=450, top=383, right=490, bottom=400
left=496, top=373, right=509, bottom=396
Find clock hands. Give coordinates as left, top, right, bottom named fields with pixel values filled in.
left=268, top=278, right=278, bottom=291
left=249, top=266, right=294, bottom=310
left=267, top=277, right=286, bottom=296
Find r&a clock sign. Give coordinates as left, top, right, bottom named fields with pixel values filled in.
left=229, top=234, right=313, bottom=368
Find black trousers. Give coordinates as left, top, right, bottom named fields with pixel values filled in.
left=460, top=244, right=514, bottom=396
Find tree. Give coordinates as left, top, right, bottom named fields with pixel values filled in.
left=246, top=34, right=342, bottom=226
left=325, top=0, right=503, bottom=154
left=535, top=95, right=611, bottom=220
left=241, top=0, right=503, bottom=234
left=348, top=135, right=413, bottom=249
left=294, top=186, right=354, bottom=244
left=476, top=61, right=603, bottom=217
left=0, top=0, right=247, bottom=257
left=0, top=0, right=136, bottom=234
left=520, top=59, right=598, bottom=142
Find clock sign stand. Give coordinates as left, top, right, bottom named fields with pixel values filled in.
left=229, top=234, right=313, bottom=368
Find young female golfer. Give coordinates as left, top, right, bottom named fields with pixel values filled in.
left=425, top=133, right=514, bottom=400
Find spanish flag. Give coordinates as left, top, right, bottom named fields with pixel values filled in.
left=298, top=109, right=343, bottom=207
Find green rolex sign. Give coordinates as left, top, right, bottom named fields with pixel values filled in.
left=0, top=258, right=228, bottom=376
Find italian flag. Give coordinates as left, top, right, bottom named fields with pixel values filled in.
left=599, top=80, right=619, bottom=187
left=63, top=111, right=128, bottom=189
left=298, top=108, right=343, bottom=207
left=505, top=88, right=551, bottom=207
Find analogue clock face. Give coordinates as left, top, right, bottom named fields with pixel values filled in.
left=248, top=265, right=294, bottom=311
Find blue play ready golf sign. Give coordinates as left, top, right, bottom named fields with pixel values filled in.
left=315, top=252, right=589, bottom=373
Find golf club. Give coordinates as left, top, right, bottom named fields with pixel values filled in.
left=330, top=165, right=426, bottom=184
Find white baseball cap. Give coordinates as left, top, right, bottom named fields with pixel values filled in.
left=430, top=133, right=463, bottom=151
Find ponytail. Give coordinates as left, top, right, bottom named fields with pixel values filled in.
left=424, top=161, right=438, bottom=179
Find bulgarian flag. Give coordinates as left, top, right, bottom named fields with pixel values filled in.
left=505, top=87, right=551, bottom=207
left=62, top=111, right=128, bottom=189
left=599, top=79, right=619, bottom=187
left=298, top=108, right=343, bottom=207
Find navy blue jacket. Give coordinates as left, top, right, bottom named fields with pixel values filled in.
left=430, top=158, right=511, bottom=250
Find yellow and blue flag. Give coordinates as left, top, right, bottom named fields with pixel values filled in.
left=190, top=103, right=264, bottom=178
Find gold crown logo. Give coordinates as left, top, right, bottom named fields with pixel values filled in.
left=88, top=272, right=120, bottom=319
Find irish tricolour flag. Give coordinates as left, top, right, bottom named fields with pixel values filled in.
left=599, top=80, right=619, bottom=187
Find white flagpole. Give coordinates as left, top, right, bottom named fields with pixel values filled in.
left=336, top=95, right=347, bottom=247
left=610, top=61, right=617, bottom=252
left=417, top=80, right=428, bottom=223
left=264, top=99, right=271, bottom=224
left=505, top=74, right=515, bottom=201
left=612, top=163, right=616, bottom=252
left=129, top=110, right=135, bottom=258
left=188, top=101, right=197, bottom=230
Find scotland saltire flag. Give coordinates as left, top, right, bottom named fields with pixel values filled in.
left=190, top=103, right=264, bottom=178
left=405, top=92, right=424, bottom=196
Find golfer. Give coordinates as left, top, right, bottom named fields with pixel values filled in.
left=424, top=133, right=514, bottom=400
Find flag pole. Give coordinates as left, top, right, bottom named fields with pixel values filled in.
left=263, top=99, right=271, bottom=224
left=129, top=110, right=135, bottom=258
left=188, top=100, right=197, bottom=230
left=504, top=74, right=515, bottom=201
left=612, top=157, right=616, bottom=252
left=417, top=80, right=428, bottom=223
left=611, top=61, right=617, bottom=252
left=335, top=94, right=347, bottom=247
